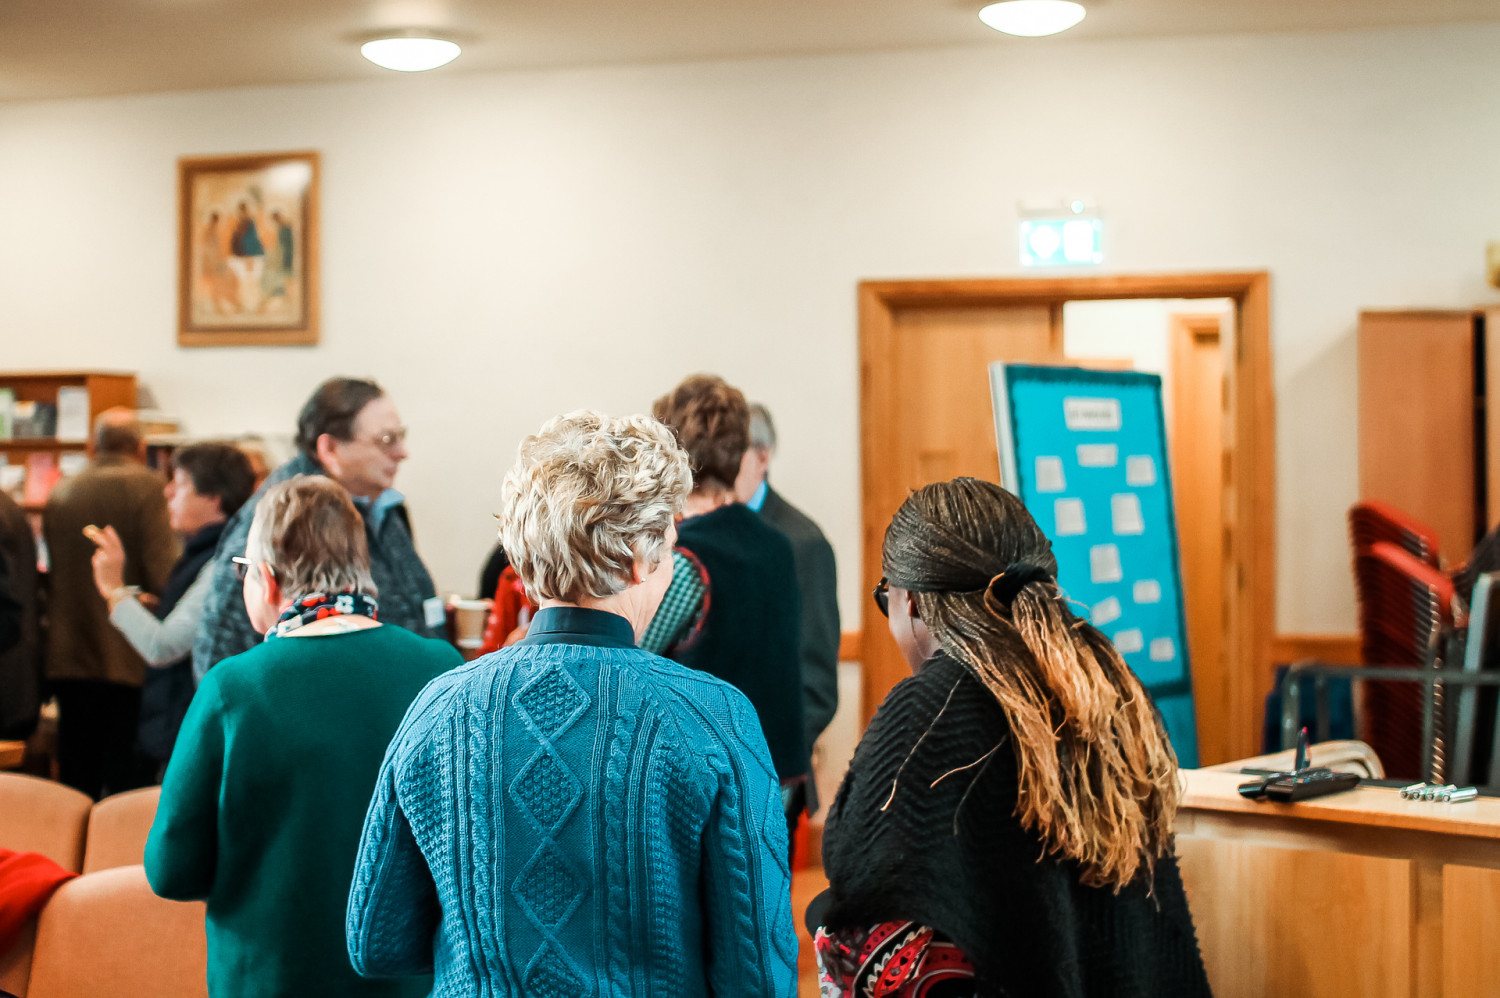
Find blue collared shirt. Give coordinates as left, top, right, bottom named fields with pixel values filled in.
left=352, top=488, right=406, bottom=534
left=747, top=479, right=768, bottom=513
left=519, top=606, right=637, bottom=649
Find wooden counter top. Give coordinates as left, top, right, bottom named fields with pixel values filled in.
left=1181, top=767, right=1500, bottom=841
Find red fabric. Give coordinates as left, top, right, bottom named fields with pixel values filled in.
left=0, top=849, right=76, bottom=952
left=479, top=567, right=536, bottom=655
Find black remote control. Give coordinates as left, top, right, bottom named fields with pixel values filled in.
left=1261, top=769, right=1360, bottom=802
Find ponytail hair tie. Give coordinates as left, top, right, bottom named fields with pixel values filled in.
left=984, top=564, right=1053, bottom=612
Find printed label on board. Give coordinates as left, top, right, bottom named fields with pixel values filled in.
left=1064, top=397, right=1122, bottom=431
left=1092, top=596, right=1122, bottom=625
left=1054, top=498, right=1087, bottom=536
left=1089, top=543, right=1123, bottom=584
left=1035, top=456, right=1067, bottom=493
left=1133, top=579, right=1161, bottom=604
left=1076, top=444, right=1118, bottom=468
left=1113, top=628, right=1144, bottom=654
left=1125, top=455, right=1157, bottom=487
left=1111, top=493, right=1145, bottom=535
left=1150, top=637, right=1176, bottom=662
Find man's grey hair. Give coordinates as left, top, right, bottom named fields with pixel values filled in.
left=748, top=403, right=777, bottom=453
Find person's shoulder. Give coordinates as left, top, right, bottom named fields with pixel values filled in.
left=637, top=651, right=767, bottom=734
left=761, top=488, right=828, bottom=543
left=367, top=623, right=465, bottom=667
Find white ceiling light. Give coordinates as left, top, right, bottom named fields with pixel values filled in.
left=978, top=1, right=1086, bottom=37
left=361, top=35, right=462, bottom=72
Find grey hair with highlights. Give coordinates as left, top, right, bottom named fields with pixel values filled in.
left=500, top=410, right=692, bottom=604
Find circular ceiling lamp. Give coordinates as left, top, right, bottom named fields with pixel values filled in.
left=361, top=35, right=462, bottom=72
left=978, top=1, right=1086, bottom=37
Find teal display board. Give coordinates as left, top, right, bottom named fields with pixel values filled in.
left=989, top=363, right=1199, bottom=767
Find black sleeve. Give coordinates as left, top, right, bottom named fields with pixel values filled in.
left=0, top=548, right=20, bottom=656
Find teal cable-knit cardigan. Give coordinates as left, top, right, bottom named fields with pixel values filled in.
left=346, top=607, right=798, bottom=997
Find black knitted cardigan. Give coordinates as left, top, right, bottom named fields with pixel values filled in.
left=821, top=652, right=1213, bottom=998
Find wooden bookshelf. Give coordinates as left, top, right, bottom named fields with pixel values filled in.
left=0, top=371, right=137, bottom=512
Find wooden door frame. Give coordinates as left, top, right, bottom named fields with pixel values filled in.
left=858, top=271, right=1274, bottom=764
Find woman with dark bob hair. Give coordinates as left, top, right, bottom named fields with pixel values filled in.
left=813, top=477, right=1211, bottom=998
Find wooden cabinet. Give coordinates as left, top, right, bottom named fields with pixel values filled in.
left=0, top=371, right=137, bottom=512
left=1358, top=311, right=1500, bottom=562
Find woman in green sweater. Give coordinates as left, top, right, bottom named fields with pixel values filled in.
left=144, top=475, right=462, bottom=997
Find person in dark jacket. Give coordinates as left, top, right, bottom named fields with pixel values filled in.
left=813, top=478, right=1210, bottom=998
left=192, top=378, right=443, bottom=680
left=44, top=411, right=179, bottom=798
left=735, top=402, right=840, bottom=807
left=644, top=375, right=809, bottom=840
left=88, top=443, right=256, bottom=772
left=0, top=490, right=42, bottom=739
left=0, top=548, right=19, bottom=656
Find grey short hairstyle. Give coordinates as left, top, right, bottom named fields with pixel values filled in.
left=246, top=476, right=377, bottom=600
left=94, top=412, right=144, bottom=457
left=748, top=403, right=776, bottom=453
left=500, top=411, right=692, bottom=604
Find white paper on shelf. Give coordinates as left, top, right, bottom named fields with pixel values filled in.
left=55, top=386, right=90, bottom=442
left=1035, top=456, right=1066, bottom=493
left=1125, top=455, right=1157, bottom=487
left=1089, top=543, right=1123, bottom=584
left=1111, top=493, right=1145, bottom=535
left=1113, top=628, right=1145, bottom=654
left=1054, top=497, right=1087, bottom=536
left=1150, top=637, right=1176, bottom=662
left=1063, top=397, right=1122, bottom=431
left=58, top=453, right=89, bottom=477
left=1076, top=444, right=1118, bottom=468
left=1133, top=579, right=1162, bottom=604
left=1092, top=596, right=1122, bottom=626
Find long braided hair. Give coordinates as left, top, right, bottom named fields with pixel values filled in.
left=883, top=477, right=1179, bottom=890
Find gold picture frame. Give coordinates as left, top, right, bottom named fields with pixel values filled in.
left=177, top=151, right=320, bottom=346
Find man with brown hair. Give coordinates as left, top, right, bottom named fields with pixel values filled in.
left=44, top=409, right=178, bottom=797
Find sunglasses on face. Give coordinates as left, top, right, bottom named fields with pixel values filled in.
left=873, top=577, right=890, bottom=618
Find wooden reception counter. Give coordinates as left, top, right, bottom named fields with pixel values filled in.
left=1176, top=766, right=1500, bottom=998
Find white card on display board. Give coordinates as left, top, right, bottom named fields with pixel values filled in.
left=1126, top=455, right=1157, bottom=487
left=1133, top=579, right=1161, bottom=604
left=1114, top=629, right=1144, bottom=654
left=1035, top=456, right=1067, bottom=493
left=1054, top=498, right=1087, bottom=536
left=1150, top=637, right=1176, bottom=662
left=1092, top=596, right=1122, bottom=626
left=1111, top=493, right=1145, bottom=535
left=1063, top=397, right=1122, bottom=432
left=1077, top=444, right=1118, bottom=468
left=1089, top=544, right=1123, bottom=584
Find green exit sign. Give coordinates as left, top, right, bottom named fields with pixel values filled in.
left=1019, top=217, right=1103, bottom=267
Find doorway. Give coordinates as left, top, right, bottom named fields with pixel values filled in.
left=858, top=274, right=1273, bottom=765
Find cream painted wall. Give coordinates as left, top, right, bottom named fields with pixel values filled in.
left=2, top=24, right=1499, bottom=632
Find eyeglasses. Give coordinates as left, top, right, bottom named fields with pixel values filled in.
left=359, top=428, right=408, bottom=452
left=232, top=556, right=274, bottom=583
left=873, top=577, right=889, bottom=618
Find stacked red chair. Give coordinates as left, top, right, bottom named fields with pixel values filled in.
left=1349, top=526, right=1454, bottom=780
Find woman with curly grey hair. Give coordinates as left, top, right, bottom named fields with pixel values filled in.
left=348, top=410, right=798, bottom=998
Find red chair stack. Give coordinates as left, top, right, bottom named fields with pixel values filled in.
left=1349, top=502, right=1454, bottom=780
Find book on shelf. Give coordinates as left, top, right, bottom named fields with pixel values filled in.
left=0, top=389, right=13, bottom=440
left=55, top=386, right=90, bottom=442
left=0, top=461, right=23, bottom=503
left=22, top=452, right=59, bottom=506
left=11, top=401, right=57, bottom=439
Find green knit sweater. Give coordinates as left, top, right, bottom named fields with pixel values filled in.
left=145, top=623, right=462, bottom=998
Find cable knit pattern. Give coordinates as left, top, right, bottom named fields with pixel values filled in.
left=348, top=635, right=798, bottom=998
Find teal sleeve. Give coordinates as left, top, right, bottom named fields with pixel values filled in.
left=144, top=676, right=226, bottom=901
left=347, top=726, right=440, bottom=976
left=699, top=692, right=798, bottom=998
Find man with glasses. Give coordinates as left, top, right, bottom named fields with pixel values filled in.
left=193, top=377, right=444, bottom=680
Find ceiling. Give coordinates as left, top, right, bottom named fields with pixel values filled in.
left=3, top=0, right=1499, bottom=103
